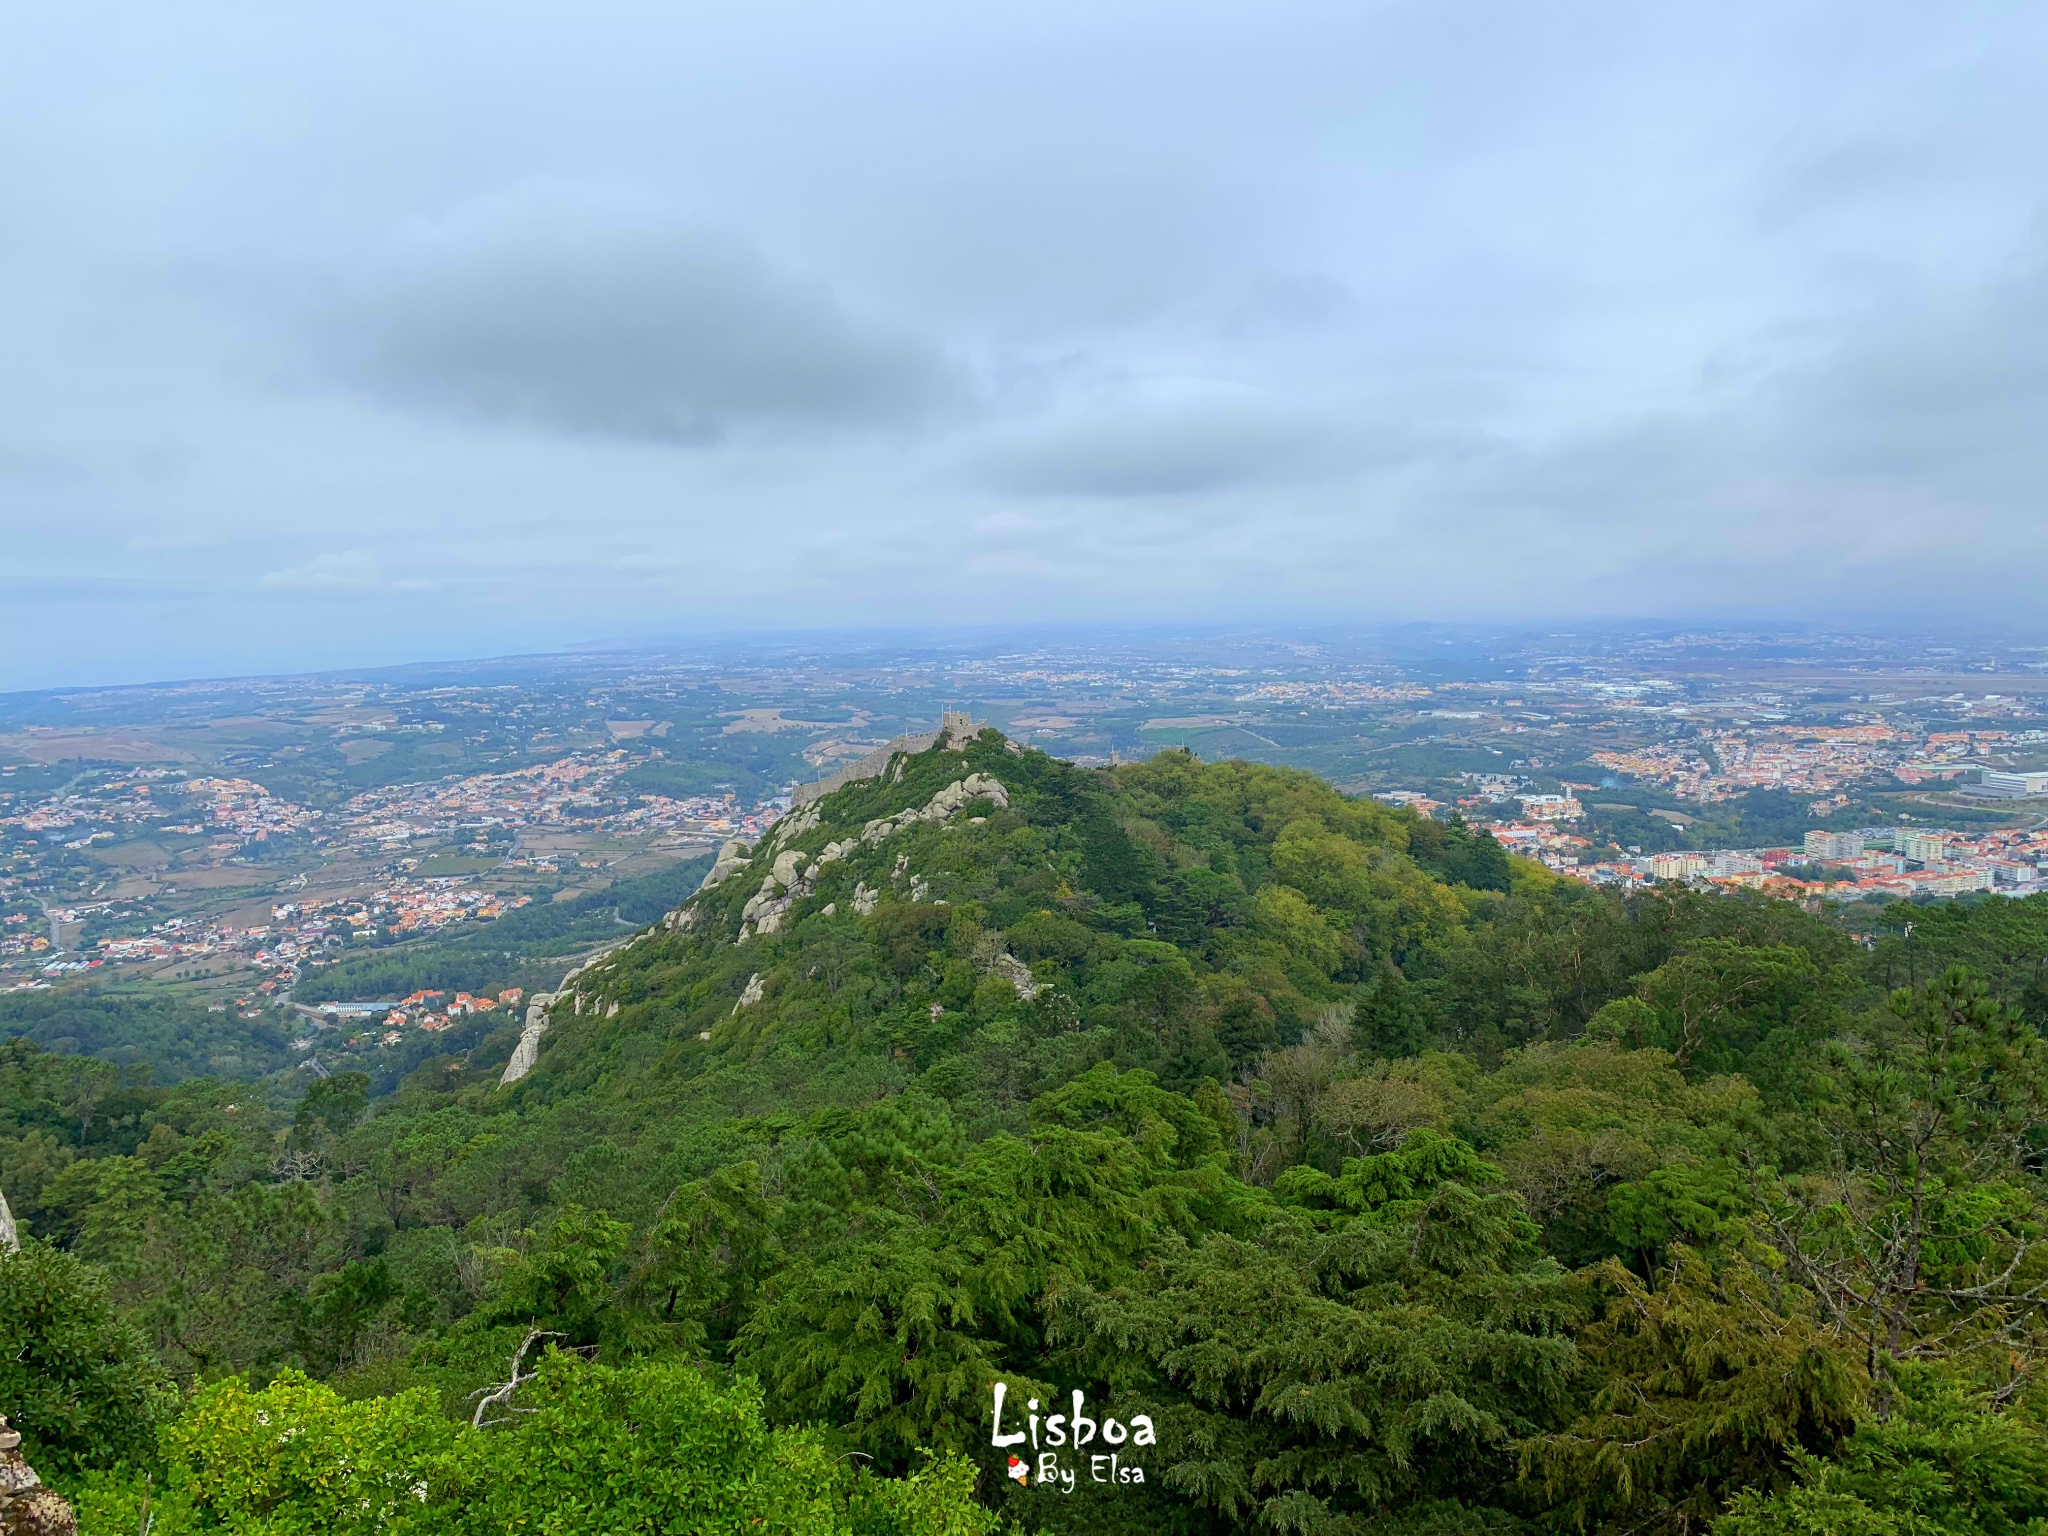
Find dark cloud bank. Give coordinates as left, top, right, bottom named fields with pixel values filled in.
left=341, top=189, right=962, bottom=443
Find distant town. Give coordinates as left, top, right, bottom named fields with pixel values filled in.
left=6, top=625, right=2048, bottom=1020
left=1456, top=795, right=2048, bottom=901
left=3, top=744, right=786, bottom=996
left=1374, top=716, right=2048, bottom=900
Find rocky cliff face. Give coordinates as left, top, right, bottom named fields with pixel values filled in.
left=498, top=939, right=632, bottom=1086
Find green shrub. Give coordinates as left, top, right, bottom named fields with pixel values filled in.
left=0, top=1239, right=174, bottom=1479
left=72, top=1355, right=996, bottom=1536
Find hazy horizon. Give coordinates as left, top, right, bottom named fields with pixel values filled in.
left=8, top=615, right=2048, bottom=701
left=4, top=1, right=2042, bottom=690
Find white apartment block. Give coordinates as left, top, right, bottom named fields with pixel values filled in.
left=1900, top=831, right=1953, bottom=863
left=1803, top=830, right=1863, bottom=861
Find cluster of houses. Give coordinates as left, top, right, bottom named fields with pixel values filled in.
left=1492, top=819, right=2048, bottom=901
left=372, top=985, right=523, bottom=1041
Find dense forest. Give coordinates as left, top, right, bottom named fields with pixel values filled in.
left=0, top=990, right=297, bottom=1081
left=8, top=731, right=2048, bottom=1534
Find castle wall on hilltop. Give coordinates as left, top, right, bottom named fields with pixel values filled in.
left=790, top=711, right=979, bottom=808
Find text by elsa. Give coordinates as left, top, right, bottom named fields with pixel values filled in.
left=990, top=1382, right=1153, bottom=1491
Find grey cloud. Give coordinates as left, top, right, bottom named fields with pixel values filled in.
left=1426, top=243, right=2048, bottom=597
left=976, top=387, right=1501, bottom=500
left=0, top=449, right=93, bottom=484
left=0, top=570, right=221, bottom=605
left=1217, top=273, right=1357, bottom=340
left=1754, top=137, right=1946, bottom=226
left=259, top=551, right=392, bottom=594
left=336, top=188, right=964, bottom=444
left=1792, top=247, right=2048, bottom=497
left=976, top=401, right=1343, bottom=498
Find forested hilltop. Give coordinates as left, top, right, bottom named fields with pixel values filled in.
left=9, top=728, right=2048, bottom=1535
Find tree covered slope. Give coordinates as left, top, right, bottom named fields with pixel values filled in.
left=518, top=730, right=1503, bottom=1128
left=13, top=730, right=2048, bottom=1535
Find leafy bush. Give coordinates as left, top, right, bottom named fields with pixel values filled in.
left=1714, top=1369, right=2048, bottom=1536
left=0, top=1238, right=174, bottom=1479
left=73, top=1356, right=995, bottom=1536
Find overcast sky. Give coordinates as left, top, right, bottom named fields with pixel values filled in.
left=2, top=0, right=2043, bottom=689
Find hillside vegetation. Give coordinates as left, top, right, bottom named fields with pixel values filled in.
left=0, top=989, right=296, bottom=1080
left=9, top=730, right=2048, bottom=1535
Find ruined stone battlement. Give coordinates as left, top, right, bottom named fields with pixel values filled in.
left=790, top=711, right=981, bottom=808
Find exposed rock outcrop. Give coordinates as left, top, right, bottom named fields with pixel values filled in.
left=498, top=944, right=629, bottom=1087
left=498, top=991, right=556, bottom=1086
left=739, top=849, right=810, bottom=936
left=765, top=804, right=822, bottom=846
left=856, top=773, right=1008, bottom=846
left=652, top=732, right=1009, bottom=942
left=0, top=1417, right=75, bottom=1536
left=697, top=839, right=754, bottom=892
left=737, top=772, right=1007, bottom=940
left=0, top=1188, right=16, bottom=1253
left=989, top=951, right=1043, bottom=1000
left=665, top=837, right=753, bottom=927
